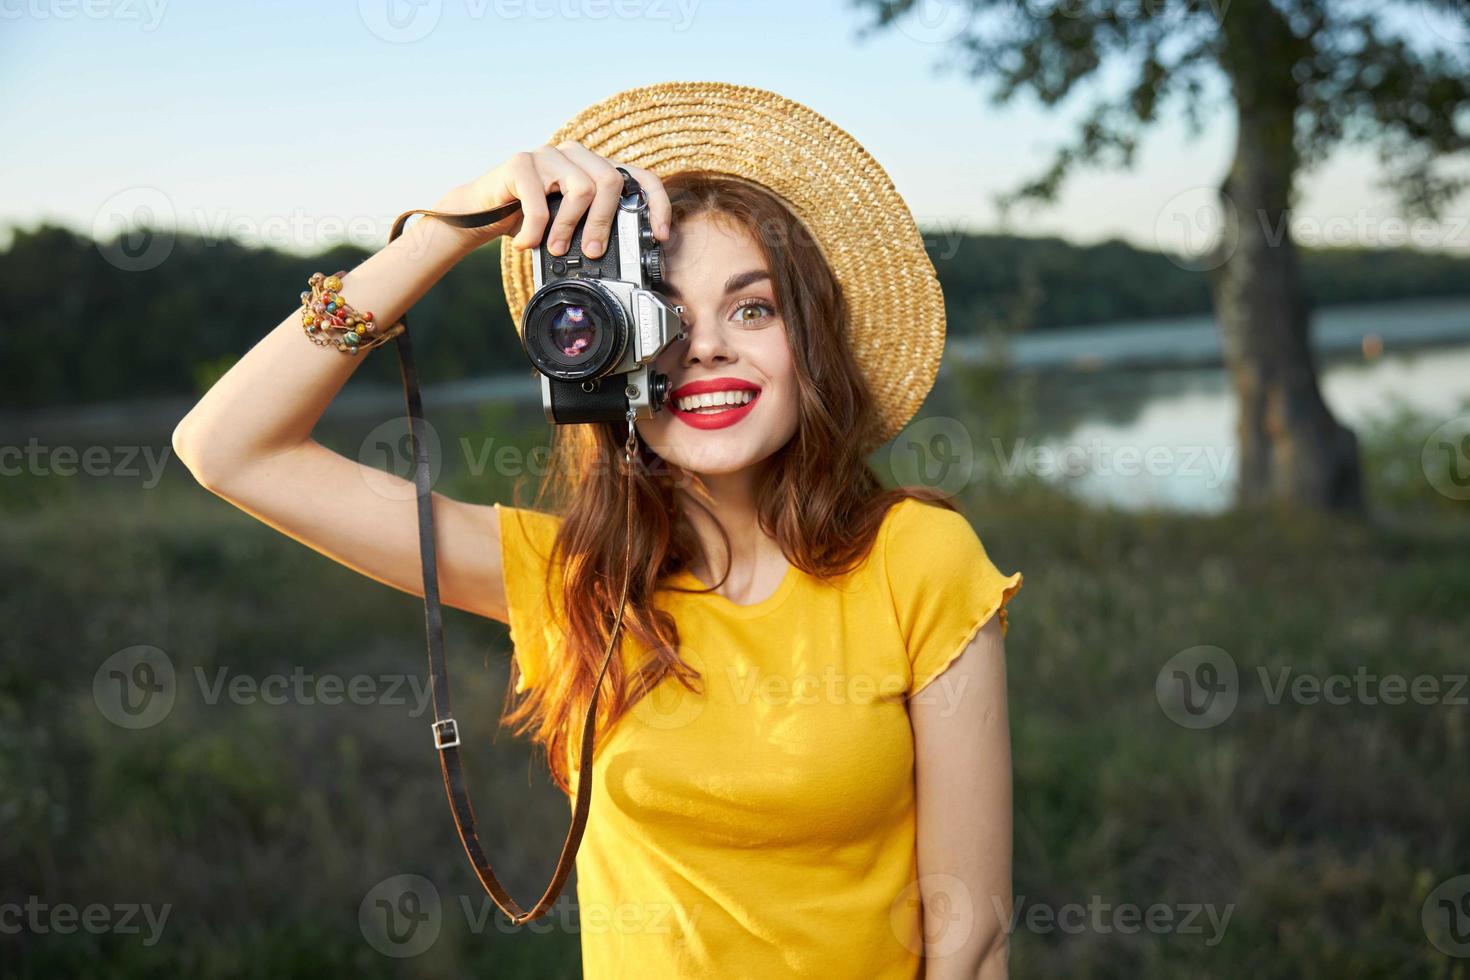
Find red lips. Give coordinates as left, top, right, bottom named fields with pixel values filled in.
left=669, top=377, right=761, bottom=399
left=668, top=377, right=762, bottom=431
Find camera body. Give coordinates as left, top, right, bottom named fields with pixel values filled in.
left=519, top=169, right=685, bottom=424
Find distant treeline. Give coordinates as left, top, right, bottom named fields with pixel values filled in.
left=2, top=222, right=1468, bottom=410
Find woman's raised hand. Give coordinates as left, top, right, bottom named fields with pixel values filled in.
left=439, top=140, right=672, bottom=257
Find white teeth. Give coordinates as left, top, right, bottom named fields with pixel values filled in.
left=676, top=389, right=756, bottom=413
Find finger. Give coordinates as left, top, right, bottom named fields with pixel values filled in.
left=555, top=140, right=626, bottom=259
left=504, top=152, right=550, bottom=251
left=532, top=145, right=598, bottom=256
left=618, top=164, right=672, bottom=241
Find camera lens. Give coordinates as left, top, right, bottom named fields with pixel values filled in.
left=550, top=305, right=595, bottom=357
left=521, top=280, right=627, bottom=381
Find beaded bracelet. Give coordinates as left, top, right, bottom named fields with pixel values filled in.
left=299, top=270, right=405, bottom=355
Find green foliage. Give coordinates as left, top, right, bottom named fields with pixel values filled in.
left=0, top=223, right=525, bottom=410
left=852, top=0, right=1470, bottom=217
left=4, top=222, right=1469, bottom=410
left=1358, top=394, right=1470, bottom=517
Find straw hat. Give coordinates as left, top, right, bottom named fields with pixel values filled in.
left=500, top=80, right=946, bottom=451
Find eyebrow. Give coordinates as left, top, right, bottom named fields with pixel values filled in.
left=659, top=269, right=770, bottom=302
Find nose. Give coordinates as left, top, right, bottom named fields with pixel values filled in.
left=678, top=309, right=735, bottom=367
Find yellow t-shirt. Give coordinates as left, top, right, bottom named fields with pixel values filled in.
left=493, top=497, right=1022, bottom=978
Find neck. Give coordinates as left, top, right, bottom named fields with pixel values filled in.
left=680, top=465, right=773, bottom=583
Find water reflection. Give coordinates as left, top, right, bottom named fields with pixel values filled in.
left=938, top=345, right=1470, bottom=513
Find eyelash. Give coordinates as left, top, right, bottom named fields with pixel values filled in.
left=731, top=298, right=776, bottom=324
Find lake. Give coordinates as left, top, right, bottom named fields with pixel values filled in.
left=955, top=296, right=1470, bottom=512
left=4, top=296, right=1467, bottom=514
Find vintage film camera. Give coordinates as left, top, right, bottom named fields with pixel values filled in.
left=518, top=168, right=686, bottom=424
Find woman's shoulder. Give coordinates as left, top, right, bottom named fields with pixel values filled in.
left=878, top=496, right=977, bottom=544
left=876, top=496, right=1011, bottom=585
left=494, top=502, right=563, bottom=546
left=495, top=501, right=562, bottom=525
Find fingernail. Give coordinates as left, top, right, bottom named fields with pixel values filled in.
left=658, top=221, right=670, bottom=238
left=584, top=238, right=602, bottom=256
left=548, top=237, right=566, bottom=254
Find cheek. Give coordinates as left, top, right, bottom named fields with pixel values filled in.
left=759, top=331, right=796, bottom=388
left=753, top=335, right=800, bottom=429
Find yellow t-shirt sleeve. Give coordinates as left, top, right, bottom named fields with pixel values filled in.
left=882, top=500, right=1023, bottom=698
left=493, top=502, right=566, bottom=695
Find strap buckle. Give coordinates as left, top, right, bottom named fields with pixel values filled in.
left=432, top=718, right=461, bottom=750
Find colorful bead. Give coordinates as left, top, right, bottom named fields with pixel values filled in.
left=298, top=270, right=398, bottom=356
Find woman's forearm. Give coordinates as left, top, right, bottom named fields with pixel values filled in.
left=171, top=187, right=494, bottom=486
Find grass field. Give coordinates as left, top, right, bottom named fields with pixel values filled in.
left=2, top=393, right=1468, bottom=978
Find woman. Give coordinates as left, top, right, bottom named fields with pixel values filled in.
left=173, top=81, right=1023, bottom=979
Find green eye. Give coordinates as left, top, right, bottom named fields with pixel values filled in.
left=732, top=299, right=774, bottom=323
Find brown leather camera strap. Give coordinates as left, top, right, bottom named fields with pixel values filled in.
left=386, top=200, right=632, bottom=925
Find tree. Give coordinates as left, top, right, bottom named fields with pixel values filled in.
left=853, top=0, right=1470, bottom=510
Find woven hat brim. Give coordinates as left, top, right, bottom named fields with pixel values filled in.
left=500, top=80, right=945, bottom=451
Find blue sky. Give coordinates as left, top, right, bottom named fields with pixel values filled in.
left=3, top=0, right=1465, bottom=256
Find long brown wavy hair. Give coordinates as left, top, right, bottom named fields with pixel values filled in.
left=500, top=170, right=955, bottom=793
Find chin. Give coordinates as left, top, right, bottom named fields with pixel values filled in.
left=649, top=437, right=764, bottom=476
left=639, top=416, right=790, bottom=479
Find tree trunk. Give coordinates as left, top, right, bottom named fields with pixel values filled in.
left=1209, top=15, right=1364, bottom=512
